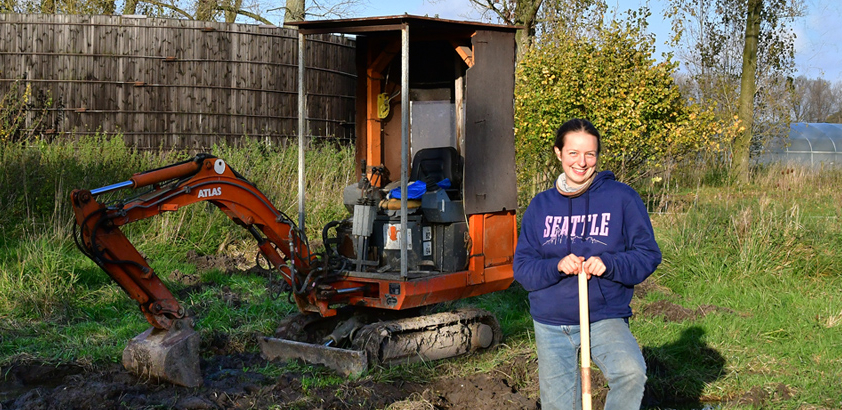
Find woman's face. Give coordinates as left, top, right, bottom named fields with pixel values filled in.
left=554, top=130, right=599, bottom=187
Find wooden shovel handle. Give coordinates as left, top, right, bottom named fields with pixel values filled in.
left=579, top=268, right=592, bottom=410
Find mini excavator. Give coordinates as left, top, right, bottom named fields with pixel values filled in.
left=70, top=16, right=519, bottom=387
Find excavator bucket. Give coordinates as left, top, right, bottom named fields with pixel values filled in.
left=121, top=319, right=203, bottom=387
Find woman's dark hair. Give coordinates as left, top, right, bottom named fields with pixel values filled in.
left=553, top=118, right=601, bottom=156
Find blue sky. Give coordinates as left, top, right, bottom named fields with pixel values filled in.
left=354, top=0, right=842, bottom=83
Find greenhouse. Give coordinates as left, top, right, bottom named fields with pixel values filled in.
left=760, top=122, right=842, bottom=167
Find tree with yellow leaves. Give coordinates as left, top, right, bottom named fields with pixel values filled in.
left=515, top=5, right=730, bottom=199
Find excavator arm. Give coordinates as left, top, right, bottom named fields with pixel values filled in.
left=70, top=154, right=316, bottom=330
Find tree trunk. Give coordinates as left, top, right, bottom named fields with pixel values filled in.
left=513, top=0, right=543, bottom=59
left=468, top=0, right=543, bottom=59
left=733, top=0, right=761, bottom=184
left=122, top=0, right=138, bottom=14
left=284, top=0, right=304, bottom=24
left=224, top=0, right=243, bottom=23
left=195, top=0, right=216, bottom=21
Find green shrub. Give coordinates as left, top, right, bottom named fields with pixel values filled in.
left=514, top=10, right=732, bottom=205
left=0, top=79, right=54, bottom=143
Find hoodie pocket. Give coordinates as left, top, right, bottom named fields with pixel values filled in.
left=590, top=279, right=609, bottom=313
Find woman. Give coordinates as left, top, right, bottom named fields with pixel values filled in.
left=513, top=118, right=661, bottom=410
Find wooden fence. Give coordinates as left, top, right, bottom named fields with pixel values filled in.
left=0, top=14, right=357, bottom=150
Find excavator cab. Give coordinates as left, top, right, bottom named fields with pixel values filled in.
left=70, top=15, right=519, bottom=386
left=285, top=15, right=519, bottom=310
left=260, top=15, right=519, bottom=374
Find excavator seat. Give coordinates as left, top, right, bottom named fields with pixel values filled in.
left=410, top=147, right=463, bottom=197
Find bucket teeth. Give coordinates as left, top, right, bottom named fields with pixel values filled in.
left=122, top=319, right=202, bottom=387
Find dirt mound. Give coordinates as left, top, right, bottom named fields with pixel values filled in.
left=421, top=373, right=537, bottom=410
left=186, top=250, right=248, bottom=274
left=731, top=383, right=795, bottom=408
left=5, top=353, right=790, bottom=410
left=171, top=269, right=202, bottom=286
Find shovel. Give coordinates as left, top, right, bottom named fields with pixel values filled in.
left=579, top=265, right=592, bottom=410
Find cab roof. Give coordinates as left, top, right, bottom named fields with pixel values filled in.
left=286, top=15, right=519, bottom=35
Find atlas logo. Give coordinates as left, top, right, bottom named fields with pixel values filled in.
left=197, top=187, right=222, bottom=198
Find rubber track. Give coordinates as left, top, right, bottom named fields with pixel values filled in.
left=351, top=307, right=502, bottom=366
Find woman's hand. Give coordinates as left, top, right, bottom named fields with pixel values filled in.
left=558, top=255, right=605, bottom=280
left=583, top=256, right=606, bottom=278
left=557, top=254, right=585, bottom=276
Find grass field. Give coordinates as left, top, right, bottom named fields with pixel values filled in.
left=637, top=167, right=842, bottom=407
left=1, top=136, right=840, bottom=409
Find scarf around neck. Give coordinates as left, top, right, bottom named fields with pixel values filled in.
left=556, top=171, right=596, bottom=198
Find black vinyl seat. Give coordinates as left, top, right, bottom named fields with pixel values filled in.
left=410, top=147, right=463, bottom=194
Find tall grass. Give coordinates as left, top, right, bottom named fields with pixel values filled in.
left=0, top=135, right=149, bottom=238
left=634, top=163, right=842, bottom=407
left=0, top=135, right=157, bottom=325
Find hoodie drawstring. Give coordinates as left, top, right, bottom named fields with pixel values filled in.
left=566, top=198, right=573, bottom=257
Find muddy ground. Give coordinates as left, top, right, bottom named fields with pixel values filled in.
left=0, top=255, right=793, bottom=410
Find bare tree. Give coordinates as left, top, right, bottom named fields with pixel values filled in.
left=789, top=76, right=841, bottom=122
left=4, top=0, right=363, bottom=25
left=120, top=0, right=272, bottom=23
left=5, top=0, right=116, bottom=13
left=467, top=0, right=543, bottom=55
left=667, top=0, right=804, bottom=183
left=282, top=0, right=365, bottom=24
left=467, top=0, right=614, bottom=58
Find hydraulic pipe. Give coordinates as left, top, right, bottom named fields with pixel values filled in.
left=90, top=180, right=135, bottom=196
left=130, top=160, right=203, bottom=189
left=91, top=160, right=204, bottom=196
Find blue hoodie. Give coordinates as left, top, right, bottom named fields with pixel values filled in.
left=514, top=171, right=661, bottom=326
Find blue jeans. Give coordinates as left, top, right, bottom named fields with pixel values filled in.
left=533, top=318, right=647, bottom=410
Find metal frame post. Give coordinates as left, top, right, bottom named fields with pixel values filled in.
left=400, top=23, right=409, bottom=279
left=298, top=31, right=307, bottom=232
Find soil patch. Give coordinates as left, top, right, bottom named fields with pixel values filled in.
left=186, top=250, right=249, bottom=275
left=633, top=279, right=674, bottom=300
left=421, top=373, right=537, bottom=410
left=730, top=383, right=795, bottom=408
left=0, top=351, right=551, bottom=410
